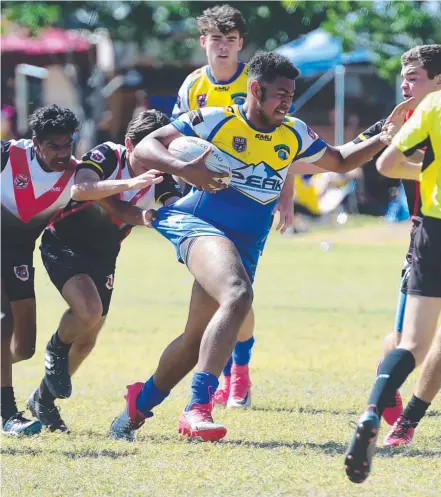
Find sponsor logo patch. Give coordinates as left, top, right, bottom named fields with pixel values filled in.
left=307, top=126, right=318, bottom=140
left=14, top=173, right=30, bottom=190
left=90, top=149, right=106, bottom=164
left=105, top=274, right=114, bottom=290
left=197, top=94, right=207, bottom=107
left=233, top=137, right=247, bottom=153
left=14, top=264, right=30, bottom=281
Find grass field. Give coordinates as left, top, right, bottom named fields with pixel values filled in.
left=2, top=218, right=440, bottom=497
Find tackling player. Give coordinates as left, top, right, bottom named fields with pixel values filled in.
left=109, top=51, right=396, bottom=443
left=26, top=110, right=179, bottom=432
left=1, top=105, right=80, bottom=436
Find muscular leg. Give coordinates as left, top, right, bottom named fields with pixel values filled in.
left=153, top=280, right=218, bottom=391
left=187, top=236, right=253, bottom=376
left=68, top=316, right=107, bottom=376
left=1, top=281, right=14, bottom=389
left=58, top=274, right=104, bottom=344
left=238, top=308, right=254, bottom=342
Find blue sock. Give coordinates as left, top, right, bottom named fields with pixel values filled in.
left=223, top=356, right=233, bottom=377
left=136, top=376, right=169, bottom=417
left=233, top=337, right=255, bottom=366
left=186, top=372, right=219, bottom=410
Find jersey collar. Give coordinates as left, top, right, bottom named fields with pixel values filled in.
left=238, top=105, right=276, bottom=134
left=206, top=61, right=245, bottom=85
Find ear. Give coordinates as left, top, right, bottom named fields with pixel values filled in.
left=200, top=35, right=206, bottom=49
left=238, top=38, right=244, bottom=51
left=32, top=137, right=40, bottom=149
left=435, top=74, right=441, bottom=89
left=125, top=137, right=133, bottom=152
left=249, top=80, right=261, bottom=100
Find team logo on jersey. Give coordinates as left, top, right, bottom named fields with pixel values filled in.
left=274, top=144, right=291, bottom=161
left=90, top=149, right=106, bottom=164
left=197, top=94, right=207, bottom=107
left=14, top=173, right=30, bottom=190
left=105, top=274, right=114, bottom=290
left=232, top=92, right=246, bottom=105
left=233, top=137, right=247, bottom=153
left=14, top=265, right=30, bottom=282
left=307, top=126, right=318, bottom=140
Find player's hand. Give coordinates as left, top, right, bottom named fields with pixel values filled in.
left=273, top=196, right=294, bottom=234
left=128, top=170, right=164, bottom=190
left=180, top=148, right=229, bottom=194
left=142, top=209, right=158, bottom=228
left=381, top=97, right=416, bottom=145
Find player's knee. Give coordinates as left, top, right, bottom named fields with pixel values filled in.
left=225, top=279, right=254, bottom=316
left=13, top=343, right=36, bottom=361
left=0, top=313, right=14, bottom=341
left=72, top=298, right=103, bottom=329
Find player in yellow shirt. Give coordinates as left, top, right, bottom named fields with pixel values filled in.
left=346, top=90, right=441, bottom=483
left=173, top=4, right=294, bottom=408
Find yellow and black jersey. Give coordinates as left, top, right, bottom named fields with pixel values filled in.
left=172, top=62, right=248, bottom=117
left=393, top=90, right=441, bottom=220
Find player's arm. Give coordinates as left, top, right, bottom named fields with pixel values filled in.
left=131, top=113, right=228, bottom=192
left=71, top=145, right=163, bottom=201
left=97, top=196, right=157, bottom=227
left=376, top=148, right=422, bottom=181
left=273, top=163, right=296, bottom=233
left=377, top=100, right=430, bottom=181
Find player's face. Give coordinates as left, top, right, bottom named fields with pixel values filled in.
left=255, top=76, right=295, bottom=127
left=200, top=29, right=243, bottom=68
left=34, top=134, right=73, bottom=172
left=401, top=63, right=440, bottom=106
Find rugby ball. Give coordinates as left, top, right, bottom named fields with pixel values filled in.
left=168, top=136, right=232, bottom=188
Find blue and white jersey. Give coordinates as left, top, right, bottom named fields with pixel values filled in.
left=169, top=105, right=328, bottom=247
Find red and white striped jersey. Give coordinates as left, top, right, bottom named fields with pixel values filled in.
left=1, top=139, right=77, bottom=241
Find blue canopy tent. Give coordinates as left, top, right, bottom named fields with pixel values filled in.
left=276, top=29, right=373, bottom=144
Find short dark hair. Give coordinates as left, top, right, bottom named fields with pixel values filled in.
left=29, top=104, right=80, bottom=141
left=401, top=44, right=441, bottom=79
left=197, top=4, right=247, bottom=37
left=125, top=110, right=170, bottom=146
left=248, top=51, right=300, bottom=84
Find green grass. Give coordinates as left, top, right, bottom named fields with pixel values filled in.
left=2, top=221, right=440, bottom=497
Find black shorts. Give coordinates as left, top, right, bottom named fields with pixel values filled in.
left=407, top=216, right=441, bottom=298
left=399, top=220, right=419, bottom=293
left=40, top=231, right=116, bottom=315
left=1, top=241, right=36, bottom=301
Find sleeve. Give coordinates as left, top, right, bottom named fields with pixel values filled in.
left=291, top=119, right=328, bottom=163
left=1, top=140, right=12, bottom=172
left=171, top=80, right=191, bottom=118
left=352, top=120, right=385, bottom=144
left=170, top=107, right=226, bottom=141
left=78, top=144, right=119, bottom=180
left=392, top=97, right=431, bottom=154
left=154, top=173, right=181, bottom=205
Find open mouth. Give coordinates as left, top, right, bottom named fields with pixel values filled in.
left=275, top=109, right=288, bottom=116
left=403, top=94, right=412, bottom=99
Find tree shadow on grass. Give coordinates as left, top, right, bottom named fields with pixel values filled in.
left=1, top=446, right=138, bottom=460
left=251, top=405, right=359, bottom=416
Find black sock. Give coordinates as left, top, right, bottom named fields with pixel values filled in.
left=402, top=395, right=431, bottom=425
left=1, top=387, right=18, bottom=422
left=368, top=349, right=416, bottom=417
left=48, top=330, right=72, bottom=356
left=39, top=379, right=56, bottom=405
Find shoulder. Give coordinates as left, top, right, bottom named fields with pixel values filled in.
left=182, top=67, right=205, bottom=86
left=283, top=117, right=318, bottom=140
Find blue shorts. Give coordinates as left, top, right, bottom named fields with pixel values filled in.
left=152, top=207, right=262, bottom=283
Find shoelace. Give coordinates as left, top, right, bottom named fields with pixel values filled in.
left=392, top=420, right=416, bottom=439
